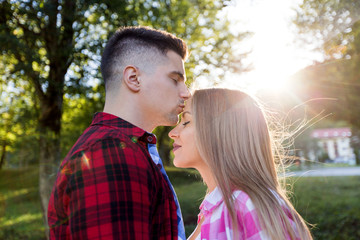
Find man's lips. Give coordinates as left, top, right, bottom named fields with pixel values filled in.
left=173, top=144, right=181, bottom=151
left=177, top=104, right=185, bottom=113
left=175, top=108, right=182, bottom=114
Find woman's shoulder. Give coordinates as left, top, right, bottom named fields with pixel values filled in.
left=200, top=188, right=252, bottom=217
left=231, top=189, right=290, bottom=216
left=232, top=190, right=254, bottom=212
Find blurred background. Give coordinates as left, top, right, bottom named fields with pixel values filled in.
left=1, top=0, right=360, bottom=239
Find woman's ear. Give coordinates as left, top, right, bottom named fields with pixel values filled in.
left=123, top=65, right=141, bottom=92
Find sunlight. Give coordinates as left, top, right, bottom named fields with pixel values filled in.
left=219, top=0, right=322, bottom=93
left=1, top=188, right=33, bottom=201
left=81, top=151, right=91, bottom=170
left=2, top=213, right=42, bottom=227
left=243, top=70, right=289, bottom=93
left=246, top=0, right=298, bottom=92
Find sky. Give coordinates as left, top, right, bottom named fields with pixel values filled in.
left=195, top=0, right=323, bottom=93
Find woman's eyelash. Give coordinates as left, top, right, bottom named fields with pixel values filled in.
left=182, top=121, right=190, bottom=126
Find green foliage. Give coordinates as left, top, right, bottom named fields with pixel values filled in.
left=0, top=0, right=249, bottom=168
left=166, top=166, right=202, bottom=185
left=318, top=152, right=330, bottom=163
left=175, top=181, right=206, bottom=235
left=292, top=0, right=360, bottom=130
left=294, top=0, right=360, bottom=58
left=0, top=1, right=249, bottom=232
left=166, top=166, right=206, bottom=234
left=61, top=91, right=104, bottom=158
left=0, top=74, right=39, bottom=168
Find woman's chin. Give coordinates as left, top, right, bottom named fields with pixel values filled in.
left=173, top=160, right=187, bottom=169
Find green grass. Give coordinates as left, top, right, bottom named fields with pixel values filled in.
left=1, top=167, right=359, bottom=239
left=0, top=168, right=45, bottom=240
left=287, top=176, right=360, bottom=240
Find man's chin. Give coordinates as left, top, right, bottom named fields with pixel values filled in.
left=164, top=115, right=179, bottom=126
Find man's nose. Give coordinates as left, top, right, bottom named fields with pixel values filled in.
left=180, top=84, right=191, bottom=100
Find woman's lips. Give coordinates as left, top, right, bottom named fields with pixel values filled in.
left=173, top=144, right=181, bottom=152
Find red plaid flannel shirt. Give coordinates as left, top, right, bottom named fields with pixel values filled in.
left=48, top=112, right=178, bottom=239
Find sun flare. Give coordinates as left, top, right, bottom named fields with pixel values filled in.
left=219, top=0, right=319, bottom=93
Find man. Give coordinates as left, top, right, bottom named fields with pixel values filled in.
left=48, top=26, right=190, bottom=240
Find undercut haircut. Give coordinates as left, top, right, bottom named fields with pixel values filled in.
left=101, top=26, right=189, bottom=90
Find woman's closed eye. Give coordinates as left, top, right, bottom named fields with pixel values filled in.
left=182, top=121, right=190, bottom=126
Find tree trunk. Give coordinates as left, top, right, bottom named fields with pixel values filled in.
left=356, top=149, right=360, bottom=166
left=0, top=141, right=6, bottom=170
left=39, top=130, right=61, bottom=239
left=38, top=97, right=63, bottom=239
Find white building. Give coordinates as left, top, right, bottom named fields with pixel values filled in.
left=311, top=128, right=356, bottom=165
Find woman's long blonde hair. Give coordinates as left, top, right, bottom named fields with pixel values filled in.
left=192, top=88, right=312, bottom=240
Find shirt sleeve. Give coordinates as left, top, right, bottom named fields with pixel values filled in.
left=67, top=137, right=155, bottom=239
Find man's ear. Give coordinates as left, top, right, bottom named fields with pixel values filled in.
left=123, top=65, right=141, bottom=92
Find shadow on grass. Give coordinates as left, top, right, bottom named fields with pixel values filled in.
left=0, top=167, right=46, bottom=240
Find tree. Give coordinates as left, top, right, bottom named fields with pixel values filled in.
left=292, top=0, right=360, bottom=128
left=0, top=95, right=13, bottom=170
left=0, top=0, right=248, bottom=236
left=0, top=54, right=39, bottom=169
left=0, top=93, right=40, bottom=169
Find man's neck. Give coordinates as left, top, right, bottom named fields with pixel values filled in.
left=103, top=97, right=155, bottom=132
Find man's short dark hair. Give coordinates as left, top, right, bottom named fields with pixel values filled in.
left=101, top=26, right=189, bottom=89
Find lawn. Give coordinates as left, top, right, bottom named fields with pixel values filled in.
left=287, top=176, right=360, bottom=240
left=0, top=167, right=359, bottom=239
left=0, top=168, right=45, bottom=240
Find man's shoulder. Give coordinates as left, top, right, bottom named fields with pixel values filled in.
left=82, top=123, right=134, bottom=142
left=72, top=124, right=140, bottom=152
left=58, top=125, right=152, bottom=177
left=60, top=125, right=149, bottom=173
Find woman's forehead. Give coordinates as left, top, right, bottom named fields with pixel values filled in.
left=184, top=99, right=192, bottom=110
left=181, top=110, right=191, bottom=118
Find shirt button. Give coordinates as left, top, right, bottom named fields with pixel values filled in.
left=147, top=136, right=153, bottom=142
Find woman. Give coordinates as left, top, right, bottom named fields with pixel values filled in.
left=169, top=88, right=312, bottom=240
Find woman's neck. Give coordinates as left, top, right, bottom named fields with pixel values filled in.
left=197, top=167, right=217, bottom=192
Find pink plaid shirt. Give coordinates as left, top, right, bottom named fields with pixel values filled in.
left=197, top=187, right=299, bottom=240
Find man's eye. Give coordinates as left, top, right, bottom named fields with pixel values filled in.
left=182, top=121, right=190, bottom=126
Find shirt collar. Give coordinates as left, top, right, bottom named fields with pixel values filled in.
left=199, top=187, right=224, bottom=215
left=91, top=112, right=157, bottom=144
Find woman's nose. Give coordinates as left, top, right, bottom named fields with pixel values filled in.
left=168, top=127, right=178, bottom=139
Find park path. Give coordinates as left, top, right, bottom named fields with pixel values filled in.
left=287, top=166, right=360, bottom=177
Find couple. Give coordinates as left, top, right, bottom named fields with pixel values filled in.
left=48, top=26, right=312, bottom=240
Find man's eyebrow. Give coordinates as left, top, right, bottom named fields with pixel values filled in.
left=181, top=111, right=191, bottom=118
left=170, top=71, right=186, bottom=82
